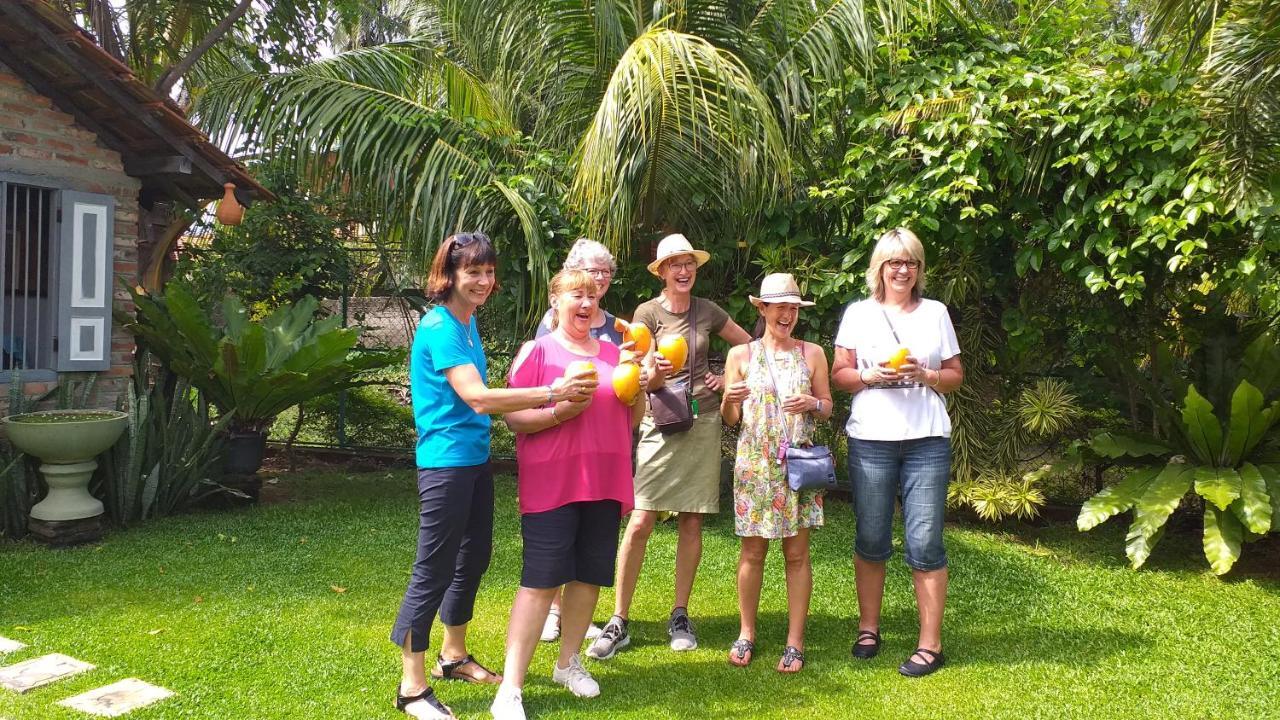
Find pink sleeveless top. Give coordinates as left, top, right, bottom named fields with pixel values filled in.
left=508, top=334, right=634, bottom=515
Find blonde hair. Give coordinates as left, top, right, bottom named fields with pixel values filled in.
left=547, top=269, right=598, bottom=328
left=563, top=238, right=616, bottom=273
left=865, top=227, right=927, bottom=302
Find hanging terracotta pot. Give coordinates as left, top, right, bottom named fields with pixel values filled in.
left=216, top=182, right=244, bottom=226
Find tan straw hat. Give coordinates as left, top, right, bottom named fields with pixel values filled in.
left=749, top=273, right=814, bottom=307
left=647, top=233, right=711, bottom=276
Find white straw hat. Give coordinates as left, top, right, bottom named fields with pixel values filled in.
left=749, top=273, right=814, bottom=307
left=647, top=233, right=711, bottom=276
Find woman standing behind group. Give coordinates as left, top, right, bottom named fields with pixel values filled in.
left=589, top=233, right=751, bottom=659
left=720, top=274, right=832, bottom=673
left=491, top=269, right=645, bottom=720
left=392, top=233, right=596, bottom=720
left=831, top=227, right=964, bottom=678
left=534, top=239, right=623, bottom=644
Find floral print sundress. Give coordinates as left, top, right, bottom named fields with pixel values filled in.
left=733, top=340, right=824, bottom=539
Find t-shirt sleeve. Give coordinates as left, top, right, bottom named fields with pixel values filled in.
left=535, top=308, right=554, bottom=338
left=938, top=304, right=961, bottom=360
left=632, top=301, right=657, bottom=334
left=834, top=303, right=859, bottom=349
left=702, top=299, right=730, bottom=334
left=508, top=341, right=545, bottom=390
left=422, top=312, right=475, bottom=373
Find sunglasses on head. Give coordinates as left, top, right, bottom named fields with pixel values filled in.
left=450, top=232, right=490, bottom=250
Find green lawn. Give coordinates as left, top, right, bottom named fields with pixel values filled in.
left=1, top=470, right=1277, bottom=719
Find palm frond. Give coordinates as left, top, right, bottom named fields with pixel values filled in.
left=571, top=26, right=791, bottom=252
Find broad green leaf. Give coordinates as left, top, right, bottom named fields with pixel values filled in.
left=1203, top=506, right=1243, bottom=575
left=1223, top=380, right=1266, bottom=465
left=1132, top=463, right=1194, bottom=537
left=1125, top=521, right=1166, bottom=569
left=1258, top=464, right=1280, bottom=532
left=1194, top=466, right=1242, bottom=510
left=1180, top=386, right=1223, bottom=465
left=1087, top=431, right=1172, bottom=459
left=1078, top=467, right=1161, bottom=531
left=1231, top=463, right=1273, bottom=534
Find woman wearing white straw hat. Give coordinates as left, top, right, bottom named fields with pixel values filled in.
left=588, top=233, right=751, bottom=660
left=720, top=273, right=832, bottom=673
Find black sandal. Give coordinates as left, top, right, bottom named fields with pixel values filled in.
left=431, top=654, right=502, bottom=684
left=898, top=647, right=945, bottom=677
left=777, top=645, right=805, bottom=673
left=728, top=638, right=755, bottom=667
left=851, top=629, right=881, bottom=659
left=395, top=687, right=454, bottom=718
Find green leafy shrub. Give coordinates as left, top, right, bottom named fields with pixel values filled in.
left=1075, top=331, right=1280, bottom=574
left=121, top=286, right=404, bottom=434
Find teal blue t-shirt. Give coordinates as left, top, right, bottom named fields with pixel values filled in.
left=411, top=306, right=491, bottom=468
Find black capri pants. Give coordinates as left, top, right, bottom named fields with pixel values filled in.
left=390, top=463, right=494, bottom=652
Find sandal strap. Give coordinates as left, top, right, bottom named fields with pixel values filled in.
left=856, top=630, right=881, bottom=641
left=782, top=645, right=805, bottom=663
left=437, top=653, right=496, bottom=679
left=913, top=647, right=941, bottom=661
left=396, top=686, right=450, bottom=715
left=731, top=639, right=754, bottom=656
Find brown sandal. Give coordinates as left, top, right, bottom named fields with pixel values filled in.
left=431, top=654, right=502, bottom=684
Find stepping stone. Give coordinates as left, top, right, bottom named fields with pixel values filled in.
left=58, top=679, right=174, bottom=717
left=0, top=637, right=25, bottom=654
left=0, top=653, right=94, bottom=693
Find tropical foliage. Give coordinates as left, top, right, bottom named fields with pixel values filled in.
left=1074, top=330, right=1280, bottom=574
left=193, top=0, right=882, bottom=308
left=95, top=351, right=232, bottom=525
left=120, top=286, right=403, bottom=433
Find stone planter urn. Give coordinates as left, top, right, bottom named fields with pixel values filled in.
left=2, top=409, right=128, bottom=545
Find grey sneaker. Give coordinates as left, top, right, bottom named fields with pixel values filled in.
left=668, top=608, right=697, bottom=651
left=586, top=616, right=630, bottom=660
left=551, top=654, right=600, bottom=698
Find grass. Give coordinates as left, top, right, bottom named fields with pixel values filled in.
left=1, top=470, right=1278, bottom=719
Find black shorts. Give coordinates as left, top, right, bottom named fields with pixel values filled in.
left=520, top=500, right=622, bottom=589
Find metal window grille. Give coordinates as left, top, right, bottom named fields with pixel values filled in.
left=0, top=183, right=56, bottom=370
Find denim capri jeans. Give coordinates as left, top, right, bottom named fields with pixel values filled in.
left=847, top=436, right=951, bottom=571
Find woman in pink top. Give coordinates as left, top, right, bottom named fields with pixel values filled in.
left=492, top=269, right=644, bottom=719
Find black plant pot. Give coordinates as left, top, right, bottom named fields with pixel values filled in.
left=223, top=430, right=267, bottom=477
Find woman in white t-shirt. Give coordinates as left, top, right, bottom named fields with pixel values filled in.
left=831, top=227, right=964, bottom=678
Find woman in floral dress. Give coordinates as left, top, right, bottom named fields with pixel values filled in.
left=720, top=273, right=833, bottom=673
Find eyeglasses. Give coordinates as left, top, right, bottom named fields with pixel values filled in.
left=885, top=259, right=920, bottom=271
left=665, top=259, right=698, bottom=273
left=585, top=268, right=614, bottom=278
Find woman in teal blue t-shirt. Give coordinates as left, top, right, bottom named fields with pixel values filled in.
left=390, top=232, right=596, bottom=720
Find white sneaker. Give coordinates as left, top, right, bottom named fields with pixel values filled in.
left=490, top=683, right=526, bottom=720
left=585, top=623, right=603, bottom=640
left=540, top=608, right=561, bottom=642
left=551, top=654, right=600, bottom=698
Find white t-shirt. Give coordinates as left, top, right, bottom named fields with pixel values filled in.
left=834, top=298, right=961, bottom=440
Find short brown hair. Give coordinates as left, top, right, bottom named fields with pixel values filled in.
left=546, top=269, right=597, bottom=329
left=425, top=232, right=499, bottom=303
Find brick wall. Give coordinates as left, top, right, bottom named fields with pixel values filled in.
left=0, top=61, right=138, bottom=412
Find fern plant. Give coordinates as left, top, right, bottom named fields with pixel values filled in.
left=1076, top=332, right=1280, bottom=574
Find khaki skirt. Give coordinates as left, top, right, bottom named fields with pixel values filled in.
left=633, top=410, right=723, bottom=514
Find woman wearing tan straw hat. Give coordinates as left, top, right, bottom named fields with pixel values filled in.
left=720, top=273, right=832, bottom=673
left=587, top=233, right=751, bottom=660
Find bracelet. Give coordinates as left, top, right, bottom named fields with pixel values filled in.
left=927, top=370, right=940, bottom=388
left=545, top=385, right=555, bottom=403
left=549, top=406, right=560, bottom=425
left=859, top=369, right=871, bottom=385
left=815, top=399, right=824, bottom=414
